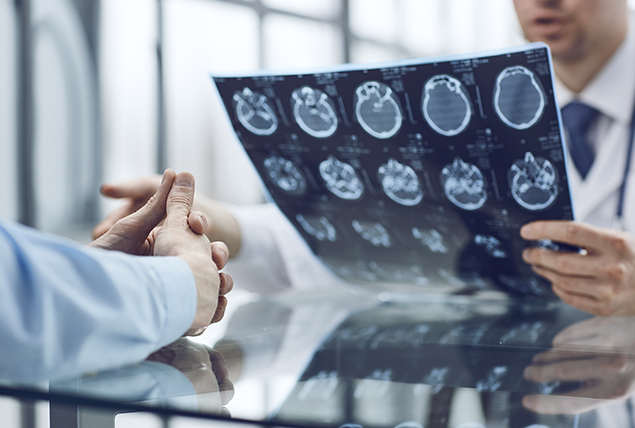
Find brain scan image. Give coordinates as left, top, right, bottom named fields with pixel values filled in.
left=354, top=81, right=403, bottom=139
left=474, top=235, right=508, bottom=259
left=296, top=214, right=337, bottom=242
left=369, top=262, right=430, bottom=285
left=377, top=159, right=424, bottom=206
left=440, top=158, right=488, bottom=210
left=352, top=220, right=391, bottom=248
left=494, top=66, right=545, bottom=129
left=291, top=86, right=338, bottom=138
left=319, top=156, right=364, bottom=200
left=509, top=152, right=559, bottom=211
left=422, top=75, right=472, bottom=136
left=233, top=87, right=278, bottom=135
left=412, top=228, right=448, bottom=254
left=263, top=156, right=306, bottom=196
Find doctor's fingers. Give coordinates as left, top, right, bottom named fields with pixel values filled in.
left=93, top=175, right=164, bottom=239
left=523, top=247, right=605, bottom=277
left=521, top=221, right=611, bottom=249
left=522, top=393, right=608, bottom=415
left=524, top=355, right=629, bottom=383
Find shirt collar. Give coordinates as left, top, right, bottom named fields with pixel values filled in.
left=555, top=14, right=635, bottom=126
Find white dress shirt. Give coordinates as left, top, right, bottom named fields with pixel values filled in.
left=0, top=220, right=196, bottom=382
left=556, top=13, right=635, bottom=231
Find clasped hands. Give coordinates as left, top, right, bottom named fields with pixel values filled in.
left=91, top=169, right=233, bottom=336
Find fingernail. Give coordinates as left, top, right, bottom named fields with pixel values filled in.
left=175, top=173, right=193, bottom=188
left=198, top=213, right=208, bottom=231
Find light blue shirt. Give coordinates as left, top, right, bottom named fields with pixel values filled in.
left=0, top=221, right=197, bottom=383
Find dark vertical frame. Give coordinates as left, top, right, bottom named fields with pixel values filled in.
left=156, top=0, right=167, bottom=173
left=15, top=0, right=35, bottom=227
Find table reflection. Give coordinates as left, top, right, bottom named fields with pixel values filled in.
left=30, top=290, right=635, bottom=428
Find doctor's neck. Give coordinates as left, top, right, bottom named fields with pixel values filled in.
left=552, top=27, right=627, bottom=94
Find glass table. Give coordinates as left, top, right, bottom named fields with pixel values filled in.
left=2, top=287, right=635, bottom=428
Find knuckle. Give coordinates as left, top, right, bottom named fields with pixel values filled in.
left=607, top=235, right=631, bottom=254
left=602, top=262, right=629, bottom=283
left=563, top=223, right=580, bottom=242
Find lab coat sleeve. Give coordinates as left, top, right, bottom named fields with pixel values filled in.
left=225, top=203, right=347, bottom=293
left=0, top=221, right=197, bottom=382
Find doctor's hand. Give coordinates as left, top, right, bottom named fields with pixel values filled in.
left=94, top=175, right=242, bottom=257
left=521, top=220, right=635, bottom=316
left=89, top=170, right=207, bottom=255
left=153, top=171, right=233, bottom=335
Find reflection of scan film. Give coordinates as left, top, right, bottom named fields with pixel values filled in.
left=296, top=214, right=337, bottom=242
left=263, top=156, right=306, bottom=196
left=291, top=86, right=338, bottom=138
left=352, top=220, right=391, bottom=247
left=494, top=66, right=545, bottom=129
left=233, top=88, right=278, bottom=135
left=509, top=152, right=558, bottom=211
left=476, top=366, right=508, bottom=392
left=475, top=235, right=508, bottom=259
left=377, top=159, right=423, bottom=206
left=441, top=158, right=487, bottom=210
left=369, top=262, right=430, bottom=286
left=354, top=81, right=403, bottom=139
left=412, top=228, right=448, bottom=253
left=422, top=75, right=471, bottom=136
left=319, top=156, right=364, bottom=200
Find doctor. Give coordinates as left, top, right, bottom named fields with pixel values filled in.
left=95, top=0, right=635, bottom=315
left=515, top=0, right=635, bottom=316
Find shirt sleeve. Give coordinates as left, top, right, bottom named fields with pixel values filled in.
left=226, top=203, right=347, bottom=292
left=0, top=221, right=197, bottom=382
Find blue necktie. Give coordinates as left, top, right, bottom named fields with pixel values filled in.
left=561, top=101, right=600, bottom=179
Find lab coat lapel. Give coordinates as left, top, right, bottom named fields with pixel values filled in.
left=571, top=125, right=627, bottom=221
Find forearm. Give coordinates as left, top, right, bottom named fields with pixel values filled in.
left=193, top=196, right=242, bottom=258
left=0, top=221, right=197, bottom=382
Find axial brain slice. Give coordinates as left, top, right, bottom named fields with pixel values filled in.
left=233, top=88, right=278, bottom=135
left=509, top=151, right=559, bottom=210
left=263, top=156, right=306, bottom=196
left=441, top=158, right=487, bottom=210
left=319, top=156, right=364, bottom=200
left=354, top=81, right=403, bottom=139
left=352, top=220, right=391, bottom=247
left=422, top=75, right=471, bottom=136
left=494, top=66, right=545, bottom=129
left=296, top=214, right=337, bottom=242
left=291, top=86, right=338, bottom=138
left=377, top=158, right=423, bottom=206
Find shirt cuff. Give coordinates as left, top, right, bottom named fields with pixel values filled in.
left=144, top=256, right=197, bottom=347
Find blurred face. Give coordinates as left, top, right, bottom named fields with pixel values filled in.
left=513, top=0, right=628, bottom=62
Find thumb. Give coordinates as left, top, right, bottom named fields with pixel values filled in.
left=165, top=172, right=195, bottom=228
left=124, top=169, right=176, bottom=236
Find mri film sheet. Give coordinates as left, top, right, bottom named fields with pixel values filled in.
left=213, top=43, right=574, bottom=296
